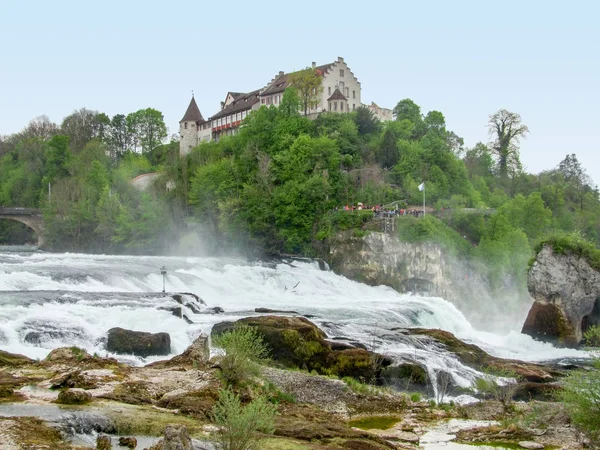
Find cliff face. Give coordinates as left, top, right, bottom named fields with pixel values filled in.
left=523, top=244, right=600, bottom=347
left=326, top=230, right=528, bottom=330
left=328, top=231, right=453, bottom=298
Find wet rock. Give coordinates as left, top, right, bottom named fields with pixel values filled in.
left=57, top=388, right=92, bottom=404
left=157, top=388, right=219, bottom=418
left=212, top=316, right=389, bottom=381
left=380, top=363, right=428, bottom=389
left=0, top=349, right=32, bottom=367
left=119, top=436, right=138, bottom=448
left=147, top=334, right=210, bottom=369
left=20, top=320, right=88, bottom=346
left=106, top=327, right=171, bottom=358
left=104, top=381, right=154, bottom=405
left=205, top=306, right=224, bottom=314
left=149, top=424, right=193, bottom=450
left=45, top=346, right=91, bottom=362
left=255, top=307, right=299, bottom=314
left=524, top=244, right=600, bottom=347
left=96, top=435, right=111, bottom=450
left=403, top=328, right=562, bottom=383
left=519, top=441, right=545, bottom=449
left=50, top=370, right=99, bottom=390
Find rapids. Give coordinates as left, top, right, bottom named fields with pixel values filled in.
left=0, top=249, right=589, bottom=393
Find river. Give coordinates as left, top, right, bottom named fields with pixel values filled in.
left=0, top=249, right=588, bottom=394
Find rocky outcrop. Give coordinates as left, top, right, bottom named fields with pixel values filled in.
left=328, top=231, right=452, bottom=298
left=148, top=424, right=193, bottom=450
left=212, top=316, right=391, bottom=382
left=106, top=327, right=171, bottom=357
left=147, top=334, right=210, bottom=369
left=0, top=349, right=32, bottom=367
left=523, top=244, right=600, bottom=347
left=56, top=388, right=92, bottom=404
left=326, top=230, right=525, bottom=330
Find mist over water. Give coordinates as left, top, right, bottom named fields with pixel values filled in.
left=0, top=249, right=588, bottom=390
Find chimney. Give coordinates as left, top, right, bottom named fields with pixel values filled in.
left=312, top=61, right=316, bottom=68
left=337, top=56, right=344, bottom=63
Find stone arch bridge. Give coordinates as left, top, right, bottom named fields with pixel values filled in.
left=0, top=207, right=45, bottom=246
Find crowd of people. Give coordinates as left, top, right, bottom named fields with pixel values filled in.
left=332, top=204, right=426, bottom=218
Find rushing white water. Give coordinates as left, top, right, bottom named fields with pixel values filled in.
left=0, top=249, right=589, bottom=392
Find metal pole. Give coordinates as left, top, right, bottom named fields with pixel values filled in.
left=160, top=266, right=167, bottom=293
left=423, top=184, right=426, bottom=217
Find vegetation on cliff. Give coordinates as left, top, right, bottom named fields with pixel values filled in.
left=0, top=90, right=598, bottom=258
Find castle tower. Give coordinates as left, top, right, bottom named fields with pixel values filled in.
left=179, top=96, right=204, bottom=155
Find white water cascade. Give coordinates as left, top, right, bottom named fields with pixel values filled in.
left=0, top=250, right=588, bottom=393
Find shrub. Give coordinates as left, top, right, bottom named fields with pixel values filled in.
left=212, top=389, right=277, bottom=450
left=583, top=325, right=600, bottom=347
left=560, top=359, right=600, bottom=446
left=410, top=392, right=421, bottom=402
left=474, top=369, right=519, bottom=413
left=212, top=326, right=270, bottom=387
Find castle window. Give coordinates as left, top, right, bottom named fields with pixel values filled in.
left=334, top=102, right=337, bottom=111
left=184, top=122, right=188, bottom=129
left=340, top=69, right=344, bottom=77
left=353, top=104, right=356, bottom=110
left=328, top=86, right=331, bottom=95
left=353, top=90, right=356, bottom=99
left=329, top=102, right=332, bottom=111
left=345, top=87, right=349, bottom=97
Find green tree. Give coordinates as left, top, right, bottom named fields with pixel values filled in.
left=107, top=114, right=133, bottom=159
left=288, top=67, right=324, bottom=115
left=61, top=108, right=109, bottom=153
left=488, top=109, right=529, bottom=178
left=44, top=135, right=72, bottom=184
left=393, top=99, right=422, bottom=124
left=127, top=108, right=167, bottom=154
left=353, top=105, right=380, bottom=135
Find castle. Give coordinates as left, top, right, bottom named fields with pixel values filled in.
left=179, top=57, right=391, bottom=155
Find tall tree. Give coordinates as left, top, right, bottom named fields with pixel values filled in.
left=558, top=153, right=595, bottom=211
left=288, top=68, right=324, bottom=116
left=353, top=106, right=380, bottom=135
left=107, top=114, right=133, bottom=159
left=61, top=108, right=109, bottom=153
left=393, top=99, right=422, bottom=124
left=488, top=109, right=529, bottom=178
left=126, top=108, right=167, bottom=154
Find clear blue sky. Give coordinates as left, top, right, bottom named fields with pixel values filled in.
left=1, top=0, right=599, bottom=185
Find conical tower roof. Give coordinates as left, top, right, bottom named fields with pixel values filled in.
left=180, top=96, right=204, bottom=123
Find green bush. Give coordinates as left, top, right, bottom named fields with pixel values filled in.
left=560, top=359, right=600, bottom=446
left=474, top=369, right=519, bottom=413
left=409, top=392, right=421, bottom=402
left=584, top=325, right=600, bottom=347
left=212, top=389, right=277, bottom=450
left=212, top=326, right=270, bottom=387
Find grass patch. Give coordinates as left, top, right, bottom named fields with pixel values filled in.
left=533, top=232, right=600, bottom=271
left=348, top=415, right=401, bottom=430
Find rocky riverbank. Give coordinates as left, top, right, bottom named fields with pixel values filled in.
left=0, top=315, right=587, bottom=449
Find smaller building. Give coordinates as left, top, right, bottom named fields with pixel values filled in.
left=366, top=102, right=393, bottom=122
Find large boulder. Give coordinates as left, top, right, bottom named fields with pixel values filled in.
left=0, top=349, right=32, bottom=367
left=148, top=424, right=193, bottom=450
left=523, top=243, right=600, bottom=347
left=106, top=327, right=171, bottom=358
left=212, top=316, right=390, bottom=382
left=56, top=388, right=92, bottom=404
left=147, top=334, right=209, bottom=369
